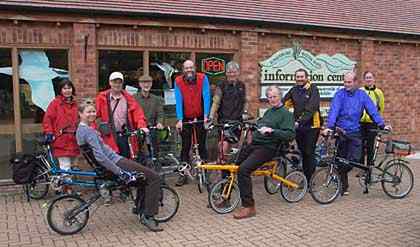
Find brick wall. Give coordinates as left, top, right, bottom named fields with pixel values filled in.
left=0, top=18, right=419, bottom=145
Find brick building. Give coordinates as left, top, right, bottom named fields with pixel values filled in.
left=0, top=0, right=419, bottom=180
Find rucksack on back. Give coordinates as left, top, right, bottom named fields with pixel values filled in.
left=9, top=153, right=37, bottom=184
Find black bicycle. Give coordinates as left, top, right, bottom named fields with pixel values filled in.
left=310, top=128, right=414, bottom=204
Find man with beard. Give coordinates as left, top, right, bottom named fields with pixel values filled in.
left=283, top=68, right=321, bottom=182
left=174, top=60, right=211, bottom=186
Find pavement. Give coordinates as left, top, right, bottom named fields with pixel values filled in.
left=1, top=159, right=419, bottom=247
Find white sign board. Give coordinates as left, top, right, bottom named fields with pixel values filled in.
left=260, top=43, right=356, bottom=99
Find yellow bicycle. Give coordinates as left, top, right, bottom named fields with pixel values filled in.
left=197, top=121, right=308, bottom=214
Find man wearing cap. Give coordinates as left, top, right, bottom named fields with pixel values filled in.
left=134, top=75, right=165, bottom=154
left=96, top=72, right=148, bottom=159
left=174, top=60, right=211, bottom=186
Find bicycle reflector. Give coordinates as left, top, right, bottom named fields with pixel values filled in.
left=156, top=127, right=170, bottom=142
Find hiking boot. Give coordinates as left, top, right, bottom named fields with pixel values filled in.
left=139, top=215, right=163, bottom=232
left=233, top=206, right=256, bottom=220
left=175, top=175, right=188, bottom=187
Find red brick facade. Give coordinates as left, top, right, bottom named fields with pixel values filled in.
left=1, top=16, right=419, bottom=145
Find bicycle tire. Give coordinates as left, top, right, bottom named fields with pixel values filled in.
left=47, top=194, right=89, bottom=235
left=381, top=161, right=414, bottom=199
left=310, top=167, right=341, bottom=204
left=280, top=170, right=307, bottom=203
left=28, top=164, right=50, bottom=200
left=264, top=159, right=287, bottom=195
left=155, top=185, right=180, bottom=223
left=208, top=178, right=240, bottom=214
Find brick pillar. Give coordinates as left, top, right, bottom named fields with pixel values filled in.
left=239, top=31, right=259, bottom=117
left=359, top=40, right=375, bottom=79
left=72, top=23, right=97, bottom=100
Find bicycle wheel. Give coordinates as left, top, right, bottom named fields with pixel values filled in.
left=381, top=161, right=414, bottom=199
left=310, top=167, right=341, bottom=204
left=47, top=195, right=89, bottom=235
left=155, top=185, right=180, bottom=223
left=208, top=178, right=240, bottom=214
left=264, top=159, right=287, bottom=194
left=28, top=164, right=50, bottom=199
left=280, top=170, right=307, bottom=203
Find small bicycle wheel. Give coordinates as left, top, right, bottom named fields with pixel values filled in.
left=310, top=167, right=341, bottom=204
left=47, top=195, right=89, bottom=235
left=155, top=185, right=180, bottom=223
left=28, top=165, right=50, bottom=200
left=264, top=159, right=287, bottom=195
left=381, top=161, right=414, bottom=199
left=280, top=170, right=307, bottom=203
left=208, top=178, right=240, bottom=214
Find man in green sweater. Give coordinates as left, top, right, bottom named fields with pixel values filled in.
left=233, top=86, right=295, bottom=220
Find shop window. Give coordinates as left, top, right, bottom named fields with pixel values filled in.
left=0, top=48, right=15, bottom=179
left=195, top=53, right=234, bottom=89
left=149, top=51, right=190, bottom=97
left=18, top=49, right=69, bottom=168
left=98, top=50, right=143, bottom=92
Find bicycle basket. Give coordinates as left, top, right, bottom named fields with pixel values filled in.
left=385, top=140, right=412, bottom=156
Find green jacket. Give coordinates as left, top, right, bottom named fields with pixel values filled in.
left=134, top=92, right=164, bottom=126
left=252, top=105, right=295, bottom=150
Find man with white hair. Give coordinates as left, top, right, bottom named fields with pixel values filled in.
left=324, top=71, right=390, bottom=195
left=210, top=61, right=248, bottom=163
left=233, top=86, right=295, bottom=219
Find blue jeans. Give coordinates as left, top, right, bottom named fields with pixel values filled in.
left=336, top=132, right=362, bottom=192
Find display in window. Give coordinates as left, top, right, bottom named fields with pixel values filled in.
left=0, top=50, right=69, bottom=112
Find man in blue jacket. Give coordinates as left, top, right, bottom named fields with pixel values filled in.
left=324, top=72, right=390, bottom=195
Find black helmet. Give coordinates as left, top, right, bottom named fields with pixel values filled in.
left=223, top=123, right=242, bottom=144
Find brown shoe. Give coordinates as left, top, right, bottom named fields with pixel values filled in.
left=233, top=206, right=256, bottom=220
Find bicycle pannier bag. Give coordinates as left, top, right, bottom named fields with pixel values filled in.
left=9, top=153, right=37, bottom=184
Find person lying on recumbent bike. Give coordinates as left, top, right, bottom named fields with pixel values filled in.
left=76, top=98, right=163, bottom=232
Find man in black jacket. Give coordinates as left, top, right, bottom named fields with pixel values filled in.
left=283, top=68, right=321, bottom=182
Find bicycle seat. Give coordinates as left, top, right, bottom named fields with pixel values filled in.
left=79, top=144, right=111, bottom=177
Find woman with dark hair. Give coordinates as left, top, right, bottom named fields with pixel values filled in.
left=42, top=78, right=79, bottom=183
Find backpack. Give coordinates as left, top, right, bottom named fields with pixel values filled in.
left=10, top=153, right=37, bottom=184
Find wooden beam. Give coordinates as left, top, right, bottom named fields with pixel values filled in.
left=11, top=47, right=22, bottom=152
left=143, top=50, right=149, bottom=76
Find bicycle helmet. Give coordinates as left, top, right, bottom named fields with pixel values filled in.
left=223, top=123, right=242, bottom=144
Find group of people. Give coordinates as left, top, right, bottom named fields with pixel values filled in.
left=41, top=57, right=389, bottom=226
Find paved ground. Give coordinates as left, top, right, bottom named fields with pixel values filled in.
left=1, top=160, right=419, bottom=247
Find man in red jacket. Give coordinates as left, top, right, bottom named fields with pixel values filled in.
left=96, top=72, right=148, bottom=159
left=174, top=60, right=211, bottom=186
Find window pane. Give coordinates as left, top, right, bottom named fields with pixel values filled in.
left=196, top=53, right=234, bottom=87
left=149, top=51, right=189, bottom=96
left=18, top=49, right=69, bottom=173
left=98, top=50, right=143, bottom=92
left=19, top=49, right=69, bottom=123
left=148, top=52, right=190, bottom=155
left=0, top=48, right=15, bottom=179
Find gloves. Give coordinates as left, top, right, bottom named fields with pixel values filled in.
left=119, top=170, right=137, bottom=184
left=44, top=133, right=54, bottom=144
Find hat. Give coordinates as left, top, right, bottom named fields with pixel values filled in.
left=109, top=72, right=124, bottom=81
